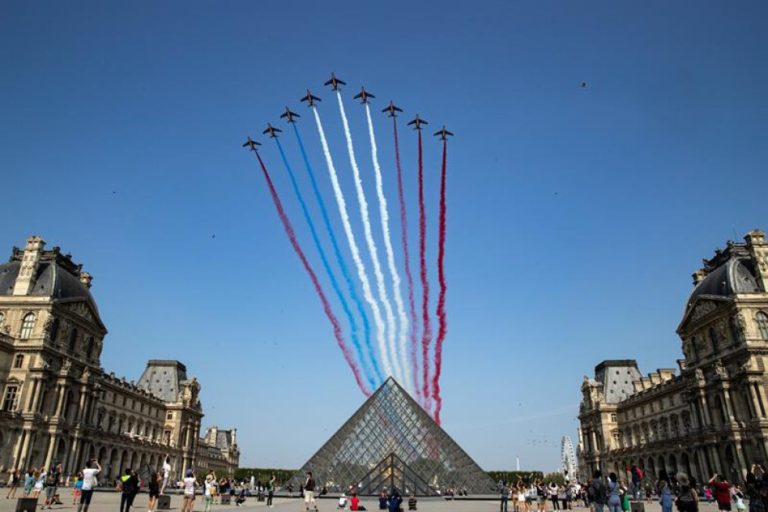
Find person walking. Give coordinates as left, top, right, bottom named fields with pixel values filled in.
left=160, top=456, right=172, bottom=495
left=6, top=468, right=20, bottom=499
left=607, top=473, right=623, bottom=512
left=182, top=469, right=197, bottom=512
left=500, top=482, right=509, bottom=512
left=77, top=459, right=101, bottom=512
left=118, top=468, right=139, bottom=512
left=709, top=474, right=734, bottom=512
left=43, top=462, right=62, bottom=509
left=204, top=470, right=217, bottom=512
left=33, top=468, right=45, bottom=499
left=72, top=473, right=83, bottom=505
left=147, top=472, right=160, bottom=512
left=550, top=482, right=561, bottom=511
left=267, top=474, right=276, bottom=507
left=304, top=471, right=319, bottom=512
left=675, top=473, right=698, bottom=512
left=655, top=470, right=673, bottom=512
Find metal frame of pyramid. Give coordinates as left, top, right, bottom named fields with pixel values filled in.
left=286, top=377, right=496, bottom=496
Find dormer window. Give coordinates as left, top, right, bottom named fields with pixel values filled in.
left=69, top=328, right=78, bottom=352
left=20, top=313, right=36, bottom=339
left=757, top=312, right=768, bottom=340
left=13, top=354, right=24, bottom=368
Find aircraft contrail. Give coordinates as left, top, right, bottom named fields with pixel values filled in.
left=311, top=106, right=394, bottom=379
left=336, top=90, right=402, bottom=385
left=391, top=113, right=421, bottom=405
left=275, top=137, right=376, bottom=391
left=249, top=149, right=368, bottom=395
left=364, top=103, right=411, bottom=394
left=416, top=128, right=433, bottom=413
left=291, top=122, right=384, bottom=385
left=432, top=136, right=449, bottom=424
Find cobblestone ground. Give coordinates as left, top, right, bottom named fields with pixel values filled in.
left=0, top=493, right=728, bottom=512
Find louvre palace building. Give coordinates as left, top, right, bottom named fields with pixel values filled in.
left=579, top=229, right=768, bottom=484
left=0, top=236, right=239, bottom=480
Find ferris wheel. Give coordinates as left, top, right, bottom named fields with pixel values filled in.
left=561, top=436, right=577, bottom=481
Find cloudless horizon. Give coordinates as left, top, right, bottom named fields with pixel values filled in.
left=1, top=0, right=767, bottom=471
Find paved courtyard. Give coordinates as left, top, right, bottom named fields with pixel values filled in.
left=0, top=493, right=729, bottom=512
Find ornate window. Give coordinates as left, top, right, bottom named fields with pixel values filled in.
left=20, top=313, right=36, bottom=339
left=757, top=312, right=768, bottom=340
left=68, top=328, right=78, bottom=352
left=730, top=317, right=742, bottom=344
left=2, top=385, right=19, bottom=412
left=49, top=318, right=59, bottom=342
left=13, top=354, right=24, bottom=368
left=86, top=337, right=94, bottom=360
left=709, top=327, right=719, bottom=354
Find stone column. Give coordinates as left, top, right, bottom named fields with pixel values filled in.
left=44, top=433, right=57, bottom=469
left=722, top=389, right=736, bottom=422
left=25, top=379, right=39, bottom=412
left=55, top=384, right=67, bottom=417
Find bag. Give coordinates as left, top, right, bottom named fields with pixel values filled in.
left=736, top=497, right=746, bottom=511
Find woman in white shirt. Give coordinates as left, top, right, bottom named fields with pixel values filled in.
left=182, top=469, right=197, bottom=512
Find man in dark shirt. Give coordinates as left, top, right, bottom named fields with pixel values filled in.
left=118, top=468, right=140, bottom=512
left=304, top=471, right=318, bottom=512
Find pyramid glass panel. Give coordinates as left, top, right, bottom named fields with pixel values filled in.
left=287, top=378, right=495, bottom=496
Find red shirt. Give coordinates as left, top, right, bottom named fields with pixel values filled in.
left=351, top=496, right=360, bottom=511
left=709, top=481, right=731, bottom=506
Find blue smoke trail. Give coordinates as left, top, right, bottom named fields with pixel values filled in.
left=275, top=137, right=378, bottom=389
left=291, top=123, right=384, bottom=385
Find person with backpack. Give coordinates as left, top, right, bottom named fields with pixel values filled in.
left=675, top=473, right=698, bottom=512
left=43, top=462, right=61, bottom=509
left=590, top=471, right=608, bottom=512
left=117, top=468, right=139, bottom=512
left=658, top=470, right=674, bottom=512
left=607, top=473, right=624, bottom=512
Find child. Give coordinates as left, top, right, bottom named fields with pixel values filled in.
left=24, top=469, right=36, bottom=496
left=338, top=493, right=348, bottom=510
left=408, top=494, right=418, bottom=511
left=72, top=473, right=83, bottom=505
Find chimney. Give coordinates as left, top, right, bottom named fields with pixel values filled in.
left=692, top=269, right=707, bottom=285
left=231, top=428, right=237, bottom=447
left=79, top=271, right=93, bottom=288
left=745, top=229, right=768, bottom=291
left=13, top=236, right=45, bottom=296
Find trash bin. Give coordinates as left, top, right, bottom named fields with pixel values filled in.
left=157, top=495, right=171, bottom=510
left=630, top=501, right=645, bottom=512
left=16, top=497, right=38, bottom=512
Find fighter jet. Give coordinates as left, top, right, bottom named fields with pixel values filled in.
left=242, top=137, right=261, bottom=151
left=353, top=87, right=375, bottom=104
left=434, top=126, right=454, bottom=140
left=407, top=115, right=428, bottom=131
left=280, top=107, right=300, bottom=123
left=262, top=123, right=282, bottom=138
left=381, top=101, right=403, bottom=118
left=324, top=72, right=346, bottom=91
left=300, top=89, right=321, bottom=107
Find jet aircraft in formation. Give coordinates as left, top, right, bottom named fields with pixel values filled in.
left=262, top=123, right=282, bottom=138
left=324, top=72, right=346, bottom=91
left=407, top=115, right=428, bottom=131
left=280, top=107, right=300, bottom=123
left=353, top=87, right=375, bottom=104
left=382, top=101, right=403, bottom=118
left=300, top=89, right=321, bottom=107
left=434, top=126, right=454, bottom=140
left=242, top=136, right=261, bottom=151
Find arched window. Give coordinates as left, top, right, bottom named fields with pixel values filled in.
left=86, top=337, right=94, bottom=360
left=13, top=354, right=24, bottom=368
left=20, top=313, right=36, bottom=339
left=709, top=327, right=719, bottom=354
left=68, top=328, right=78, bottom=352
left=757, top=312, right=768, bottom=340
left=49, top=317, right=59, bottom=342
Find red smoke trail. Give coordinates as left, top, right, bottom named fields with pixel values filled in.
left=393, top=118, right=421, bottom=406
left=417, top=130, right=433, bottom=414
left=432, top=139, right=448, bottom=424
left=252, top=151, right=370, bottom=396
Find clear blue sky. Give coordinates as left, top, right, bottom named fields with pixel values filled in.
left=1, top=0, right=766, bottom=471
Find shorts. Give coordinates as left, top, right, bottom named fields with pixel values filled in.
left=149, top=491, right=159, bottom=499
left=718, top=504, right=732, bottom=512
left=305, top=491, right=316, bottom=504
left=80, top=490, right=94, bottom=505
left=184, top=494, right=195, bottom=502
left=45, top=486, right=57, bottom=498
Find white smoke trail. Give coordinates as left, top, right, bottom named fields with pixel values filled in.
left=336, top=91, right=403, bottom=384
left=311, top=107, right=392, bottom=379
left=364, top=103, right=412, bottom=394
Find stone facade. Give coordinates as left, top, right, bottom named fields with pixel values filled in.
left=579, top=229, right=768, bottom=484
left=0, top=236, right=239, bottom=482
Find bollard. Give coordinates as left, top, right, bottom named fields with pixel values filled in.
left=156, top=495, right=171, bottom=510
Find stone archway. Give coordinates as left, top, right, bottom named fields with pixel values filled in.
left=668, top=454, right=678, bottom=476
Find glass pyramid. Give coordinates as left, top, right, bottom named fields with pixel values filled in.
left=287, top=377, right=495, bottom=496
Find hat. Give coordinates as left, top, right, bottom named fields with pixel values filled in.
left=677, top=473, right=690, bottom=486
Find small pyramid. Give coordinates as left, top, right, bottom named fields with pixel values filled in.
left=287, top=377, right=495, bottom=496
